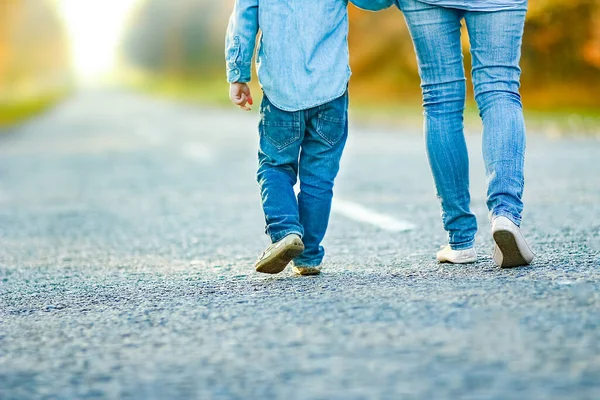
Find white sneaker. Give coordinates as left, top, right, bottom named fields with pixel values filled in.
left=492, top=216, right=534, bottom=268
left=255, top=234, right=304, bottom=274
left=436, top=245, right=477, bottom=264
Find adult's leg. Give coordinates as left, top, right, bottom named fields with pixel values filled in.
left=465, top=6, right=528, bottom=225
left=295, top=93, right=349, bottom=267
left=398, top=0, right=477, bottom=249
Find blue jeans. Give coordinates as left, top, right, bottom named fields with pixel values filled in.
left=398, top=0, right=528, bottom=250
left=257, top=92, right=348, bottom=266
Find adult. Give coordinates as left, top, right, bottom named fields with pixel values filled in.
left=396, top=0, right=534, bottom=267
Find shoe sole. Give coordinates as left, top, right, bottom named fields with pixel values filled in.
left=493, top=230, right=529, bottom=268
left=292, top=266, right=321, bottom=276
left=437, top=255, right=477, bottom=264
left=438, top=258, right=477, bottom=264
left=255, top=239, right=304, bottom=274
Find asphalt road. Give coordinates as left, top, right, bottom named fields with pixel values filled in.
left=1, top=91, right=599, bottom=400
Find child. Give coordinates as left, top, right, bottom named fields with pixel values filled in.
left=225, top=0, right=393, bottom=275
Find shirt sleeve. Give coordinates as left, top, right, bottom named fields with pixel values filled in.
left=225, top=0, right=259, bottom=83
left=350, top=0, right=395, bottom=12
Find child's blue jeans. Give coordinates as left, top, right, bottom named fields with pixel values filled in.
left=257, top=92, right=348, bottom=267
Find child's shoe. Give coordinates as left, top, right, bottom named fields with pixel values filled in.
left=255, top=234, right=304, bottom=274
left=291, top=262, right=321, bottom=276
left=436, top=245, right=477, bottom=264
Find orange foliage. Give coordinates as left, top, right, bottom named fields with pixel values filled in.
left=584, top=7, right=600, bottom=68
left=348, top=1, right=600, bottom=109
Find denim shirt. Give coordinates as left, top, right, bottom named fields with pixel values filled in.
left=414, top=0, right=527, bottom=11
left=225, top=0, right=392, bottom=112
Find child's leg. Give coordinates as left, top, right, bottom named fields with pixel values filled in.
left=295, top=92, right=349, bottom=267
left=256, top=95, right=304, bottom=243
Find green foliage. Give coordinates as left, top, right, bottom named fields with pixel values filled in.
left=121, top=70, right=232, bottom=106
left=0, top=90, right=70, bottom=128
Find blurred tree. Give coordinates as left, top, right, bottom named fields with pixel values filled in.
left=519, top=0, right=600, bottom=108
left=349, top=1, right=600, bottom=108
left=0, top=0, right=71, bottom=100
left=348, top=6, right=420, bottom=102
left=524, top=0, right=599, bottom=81
left=121, top=0, right=600, bottom=109
left=584, top=8, right=600, bottom=69
left=121, top=0, right=228, bottom=78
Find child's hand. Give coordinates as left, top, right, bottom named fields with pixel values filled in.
left=229, top=82, right=253, bottom=111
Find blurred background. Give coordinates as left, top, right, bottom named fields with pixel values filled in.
left=1, top=0, right=599, bottom=133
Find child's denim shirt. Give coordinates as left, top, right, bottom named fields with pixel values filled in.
left=225, top=0, right=393, bottom=112
left=226, top=0, right=350, bottom=112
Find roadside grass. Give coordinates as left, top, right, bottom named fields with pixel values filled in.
left=119, top=71, right=234, bottom=107
left=523, top=108, right=600, bottom=137
left=352, top=101, right=600, bottom=137
left=0, top=90, right=71, bottom=129
left=122, top=73, right=600, bottom=137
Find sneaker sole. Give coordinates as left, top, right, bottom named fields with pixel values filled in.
left=437, top=254, right=477, bottom=264
left=255, top=239, right=304, bottom=274
left=493, top=230, right=529, bottom=268
left=292, top=266, right=321, bottom=276
left=437, top=258, right=477, bottom=264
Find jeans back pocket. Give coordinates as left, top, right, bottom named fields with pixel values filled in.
left=316, top=93, right=348, bottom=146
left=260, top=97, right=302, bottom=150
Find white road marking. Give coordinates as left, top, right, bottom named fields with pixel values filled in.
left=293, top=186, right=414, bottom=232
left=140, top=132, right=411, bottom=231
left=332, top=198, right=415, bottom=232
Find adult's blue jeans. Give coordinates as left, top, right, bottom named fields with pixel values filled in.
left=257, top=92, right=348, bottom=266
left=397, top=0, right=528, bottom=250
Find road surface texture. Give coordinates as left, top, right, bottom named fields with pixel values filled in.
left=1, top=91, right=599, bottom=399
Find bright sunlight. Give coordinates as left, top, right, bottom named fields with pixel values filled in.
left=58, top=0, right=140, bottom=81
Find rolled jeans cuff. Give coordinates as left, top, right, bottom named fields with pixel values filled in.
left=450, top=238, right=476, bottom=251
left=269, top=229, right=303, bottom=243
